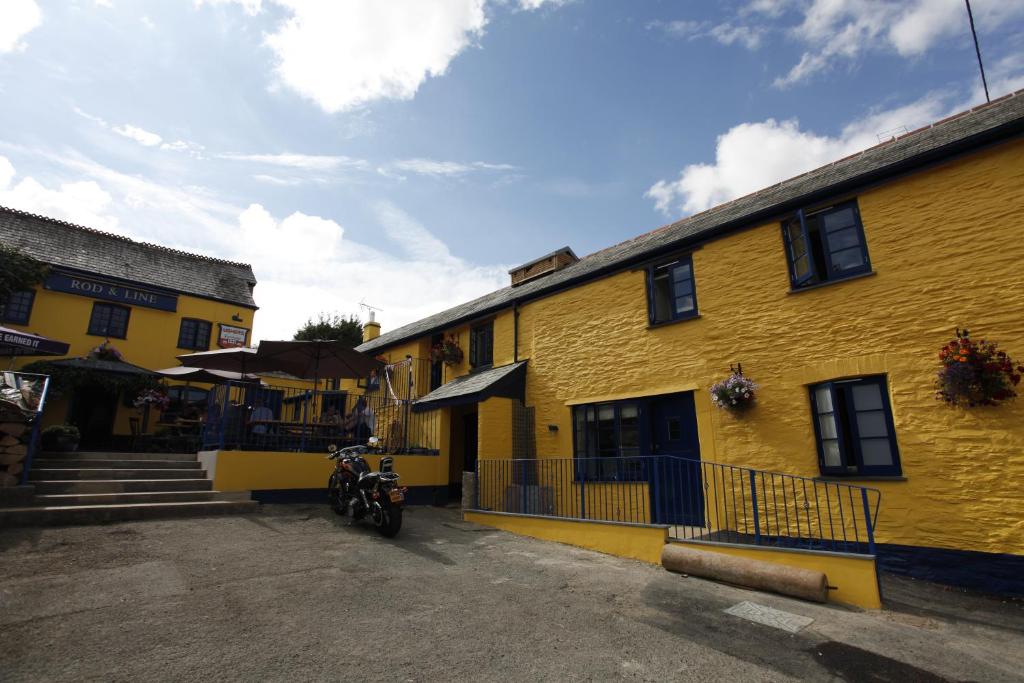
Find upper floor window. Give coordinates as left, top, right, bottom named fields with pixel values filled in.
left=782, top=200, right=871, bottom=289
left=809, top=375, right=901, bottom=477
left=647, top=256, right=698, bottom=325
left=0, top=290, right=35, bottom=325
left=177, top=318, right=212, bottom=351
left=469, top=321, right=494, bottom=369
left=87, top=303, right=130, bottom=339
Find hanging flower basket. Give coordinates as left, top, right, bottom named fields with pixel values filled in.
left=430, top=335, right=463, bottom=366
left=133, top=388, right=170, bottom=412
left=936, top=328, right=1023, bottom=408
left=88, top=340, right=124, bottom=362
left=710, top=369, right=758, bottom=413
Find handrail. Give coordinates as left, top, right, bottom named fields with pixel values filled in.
left=475, top=455, right=881, bottom=555
left=6, top=371, right=51, bottom=486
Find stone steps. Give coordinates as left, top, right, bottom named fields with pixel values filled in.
left=1, top=451, right=258, bottom=527
left=0, top=500, right=259, bottom=527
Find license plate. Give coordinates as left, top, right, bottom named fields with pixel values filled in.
left=388, top=490, right=404, bottom=503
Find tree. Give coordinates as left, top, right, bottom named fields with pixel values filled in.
left=293, top=313, right=363, bottom=348
left=0, top=245, right=48, bottom=302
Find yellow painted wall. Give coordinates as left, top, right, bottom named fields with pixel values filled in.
left=205, top=449, right=448, bottom=492
left=10, top=283, right=257, bottom=434
left=478, top=396, right=514, bottom=459
left=464, top=510, right=668, bottom=564
left=671, top=540, right=882, bottom=609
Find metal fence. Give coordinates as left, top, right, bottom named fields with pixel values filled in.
left=476, top=455, right=881, bottom=555
left=2, top=371, right=52, bottom=485
left=200, top=357, right=441, bottom=455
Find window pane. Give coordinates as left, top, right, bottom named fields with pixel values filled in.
left=830, top=246, right=865, bottom=271
left=620, top=405, right=639, bottom=455
left=826, top=226, right=861, bottom=251
left=859, top=438, right=894, bottom=466
left=673, top=280, right=692, bottom=298
left=822, top=206, right=856, bottom=233
left=674, top=295, right=694, bottom=314
left=652, top=270, right=672, bottom=322
left=814, top=385, right=833, bottom=413
left=672, top=263, right=691, bottom=282
left=818, top=414, right=838, bottom=439
left=822, top=439, right=842, bottom=467
left=855, top=410, right=888, bottom=438
left=786, top=220, right=808, bottom=257
left=851, top=382, right=883, bottom=410
left=793, top=255, right=812, bottom=281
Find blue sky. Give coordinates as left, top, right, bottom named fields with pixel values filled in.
left=1, top=0, right=1022, bottom=341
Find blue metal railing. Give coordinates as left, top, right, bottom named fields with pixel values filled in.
left=3, top=372, right=52, bottom=485
left=476, top=456, right=881, bottom=555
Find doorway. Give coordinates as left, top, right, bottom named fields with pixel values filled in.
left=67, top=385, right=119, bottom=450
left=647, top=392, right=703, bottom=526
left=448, top=406, right=479, bottom=500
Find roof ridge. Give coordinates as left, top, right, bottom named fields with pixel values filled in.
left=0, top=204, right=254, bottom=270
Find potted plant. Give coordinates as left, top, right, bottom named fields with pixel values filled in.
left=430, top=334, right=464, bottom=366
left=41, top=424, right=80, bottom=452
left=710, top=366, right=758, bottom=414
left=936, top=328, right=1023, bottom=407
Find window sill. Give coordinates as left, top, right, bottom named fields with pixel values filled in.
left=788, top=270, right=876, bottom=294
left=87, top=332, right=127, bottom=340
left=647, top=314, right=701, bottom=330
left=814, top=475, right=906, bottom=483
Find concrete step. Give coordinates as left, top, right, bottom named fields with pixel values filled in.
left=0, top=500, right=259, bottom=527
left=32, top=491, right=247, bottom=506
left=32, top=459, right=203, bottom=470
left=40, top=451, right=199, bottom=462
left=29, top=468, right=206, bottom=481
left=33, top=479, right=214, bottom=494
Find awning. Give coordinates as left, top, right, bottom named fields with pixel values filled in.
left=47, top=357, right=156, bottom=376
left=0, top=325, right=70, bottom=357
left=412, top=361, right=527, bottom=412
left=155, top=366, right=261, bottom=384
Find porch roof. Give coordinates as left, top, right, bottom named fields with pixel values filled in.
left=412, top=361, right=527, bottom=412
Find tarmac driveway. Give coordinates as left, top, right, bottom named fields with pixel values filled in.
left=1, top=505, right=1022, bottom=682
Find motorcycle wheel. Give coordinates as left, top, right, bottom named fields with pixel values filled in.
left=373, top=501, right=403, bottom=538
left=328, top=473, right=346, bottom=515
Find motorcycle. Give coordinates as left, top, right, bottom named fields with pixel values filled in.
left=327, top=437, right=405, bottom=537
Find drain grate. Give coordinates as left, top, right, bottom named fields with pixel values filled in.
left=724, top=601, right=814, bottom=633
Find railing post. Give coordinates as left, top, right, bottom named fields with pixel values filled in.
left=219, top=383, right=228, bottom=450
left=861, top=488, right=876, bottom=555
left=749, top=470, right=761, bottom=545
left=579, top=459, right=586, bottom=520
left=474, top=458, right=480, bottom=511
left=19, top=406, right=43, bottom=486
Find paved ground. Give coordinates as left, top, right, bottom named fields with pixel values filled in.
left=1, top=505, right=1022, bottom=682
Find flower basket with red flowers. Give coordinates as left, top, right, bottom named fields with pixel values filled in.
left=430, top=335, right=463, bottom=366
left=87, top=340, right=124, bottom=362
left=936, top=328, right=1023, bottom=407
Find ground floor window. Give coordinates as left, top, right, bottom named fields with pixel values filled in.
left=809, top=375, right=901, bottom=477
left=161, top=386, right=209, bottom=422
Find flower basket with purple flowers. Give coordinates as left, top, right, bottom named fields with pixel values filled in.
left=936, top=328, right=1023, bottom=408
left=710, top=367, right=758, bottom=413
left=430, top=334, right=463, bottom=366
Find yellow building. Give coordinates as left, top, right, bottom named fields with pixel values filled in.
left=355, top=92, right=1024, bottom=593
left=0, top=207, right=258, bottom=449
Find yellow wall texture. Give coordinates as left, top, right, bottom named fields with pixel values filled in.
left=514, top=140, right=1024, bottom=556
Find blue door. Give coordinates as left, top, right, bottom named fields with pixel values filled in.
left=648, top=392, right=703, bottom=526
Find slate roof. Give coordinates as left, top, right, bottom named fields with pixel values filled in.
left=412, top=361, right=527, bottom=411
left=359, top=89, right=1024, bottom=354
left=0, top=206, right=258, bottom=308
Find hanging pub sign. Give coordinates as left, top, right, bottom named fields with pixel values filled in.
left=218, top=324, right=248, bottom=348
left=44, top=270, right=178, bottom=312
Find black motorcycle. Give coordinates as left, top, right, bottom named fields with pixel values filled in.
left=327, top=438, right=404, bottom=537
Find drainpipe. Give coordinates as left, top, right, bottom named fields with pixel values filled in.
left=513, top=301, right=519, bottom=363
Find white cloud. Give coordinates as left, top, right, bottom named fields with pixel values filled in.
left=517, top=0, right=570, bottom=9
left=646, top=92, right=953, bottom=216
left=95, top=0, right=114, bottom=8
left=194, top=0, right=263, bottom=16
left=112, top=124, right=163, bottom=147
left=389, top=158, right=517, bottom=177
left=647, top=18, right=765, bottom=50
left=220, top=152, right=367, bottom=171
left=263, top=0, right=488, bottom=113
left=160, top=140, right=205, bottom=158
left=0, top=154, right=120, bottom=232
left=0, top=0, right=42, bottom=54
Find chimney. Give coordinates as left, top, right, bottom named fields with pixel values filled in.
left=509, top=246, right=578, bottom=287
left=362, top=309, right=381, bottom=342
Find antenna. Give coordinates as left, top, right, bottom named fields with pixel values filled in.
left=965, top=0, right=990, bottom=103
left=359, top=299, right=383, bottom=323
left=876, top=126, right=909, bottom=144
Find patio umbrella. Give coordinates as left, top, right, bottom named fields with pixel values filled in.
left=176, top=347, right=261, bottom=375
left=255, top=340, right=382, bottom=381
left=1, top=325, right=71, bottom=357
left=155, top=366, right=262, bottom=384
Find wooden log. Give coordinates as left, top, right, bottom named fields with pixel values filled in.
left=0, top=434, right=18, bottom=447
left=0, top=448, right=26, bottom=464
left=0, top=471, right=18, bottom=488
left=0, top=422, right=28, bottom=438
left=6, top=462, right=23, bottom=476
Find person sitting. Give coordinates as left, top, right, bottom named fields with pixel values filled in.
left=248, top=399, right=274, bottom=436
left=319, top=406, right=341, bottom=425
left=342, top=397, right=374, bottom=442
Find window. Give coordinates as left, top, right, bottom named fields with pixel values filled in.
left=469, top=321, right=494, bottom=369
left=809, top=376, right=901, bottom=477
left=573, top=401, right=643, bottom=480
left=87, top=303, right=130, bottom=338
left=0, top=290, right=35, bottom=325
left=160, top=386, right=208, bottom=422
left=782, top=200, right=871, bottom=289
left=647, top=256, right=698, bottom=324
left=177, top=318, right=212, bottom=351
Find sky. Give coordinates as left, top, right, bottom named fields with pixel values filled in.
left=1, top=0, right=1022, bottom=342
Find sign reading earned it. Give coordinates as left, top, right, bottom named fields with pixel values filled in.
left=44, top=271, right=178, bottom=312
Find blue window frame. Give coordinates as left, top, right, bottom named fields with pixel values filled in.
left=0, top=290, right=35, bottom=325
left=782, top=200, right=871, bottom=289
left=177, top=318, right=212, bottom=351
left=809, top=375, right=901, bottom=477
left=647, top=255, right=698, bottom=325
left=87, top=302, right=130, bottom=339
left=572, top=401, right=644, bottom=481
left=469, top=320, right=494, bottom=369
